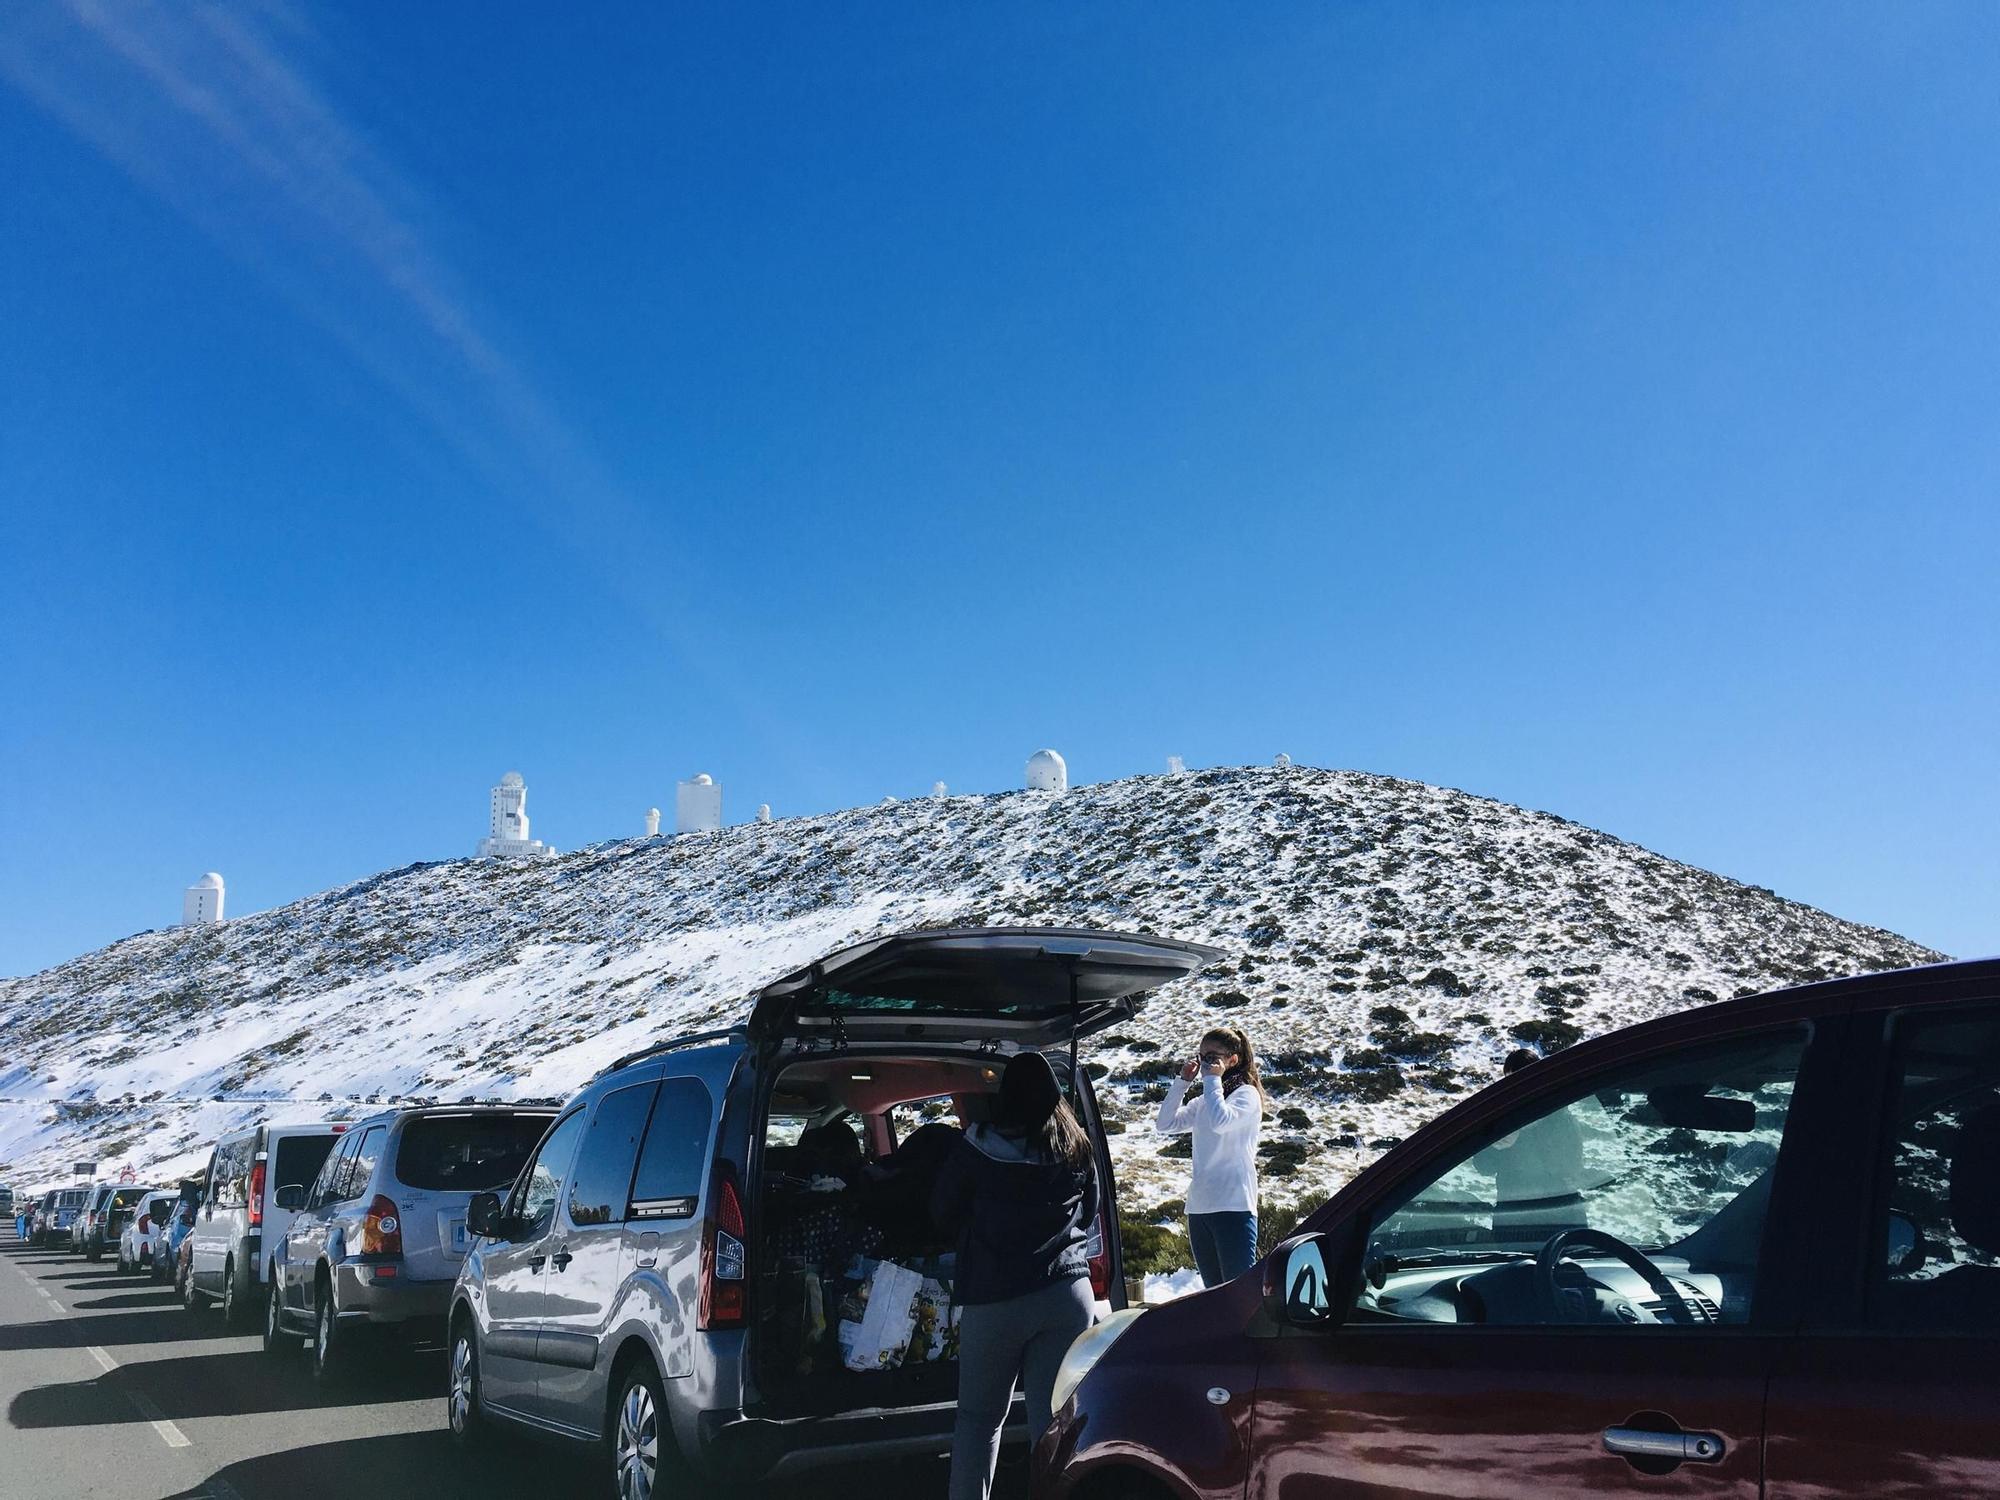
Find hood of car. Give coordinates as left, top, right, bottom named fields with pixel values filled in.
left=747, top=926, right=1224, bottom=1048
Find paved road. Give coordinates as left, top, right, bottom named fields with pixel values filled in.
left=0, top=1231, right=1013, bottom=1500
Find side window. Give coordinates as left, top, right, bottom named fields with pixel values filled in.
left=567, top=1083, right=661, bottom=1228
left=343, top=1127, right=385, bottom=1201
left=314, top=1135, right=355, bottom=1208
left=1872, top=1008, right=2000, bottom=1332
left=629, top=1078, right=714, bottom=1220
left=202, top=1153, right=219, bottom=1206
left=1354, top=1027, right=1807, bottom=1328
left=516, top=1111, right=586, bottom=1238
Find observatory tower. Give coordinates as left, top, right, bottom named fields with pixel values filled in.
left=677, top=774, right=723, bottom=834
left=182, top=873, right=224, bottom=926
left=476, top=771, right=553, bottom=859
left=1025, top=749, right=1069, bottom=793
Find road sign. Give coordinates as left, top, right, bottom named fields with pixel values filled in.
left=117, top=1163, right=136, bottom=1184
left=72, top=1161, right=96, bottom=1178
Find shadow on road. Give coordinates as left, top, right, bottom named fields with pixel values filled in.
left=163, top=1428, right=584, bottom=1500
left=0, top=1304, right=236, bottom=1352
left=10, top=1346, right=449, bottom=1428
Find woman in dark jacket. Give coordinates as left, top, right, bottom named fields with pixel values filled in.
left=932, top=1051, right=1098, bottom=1500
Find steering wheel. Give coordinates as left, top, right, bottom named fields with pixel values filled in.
left=1535, top=1227, right=1707, bottom=1326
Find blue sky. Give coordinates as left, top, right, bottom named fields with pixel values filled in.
left=2, top=2, right=1995, bottom=976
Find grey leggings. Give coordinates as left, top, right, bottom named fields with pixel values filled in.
left=949, top=1276, right=1096, bottom=1500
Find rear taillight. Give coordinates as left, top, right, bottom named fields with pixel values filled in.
left=698, top=1168, right=747, bottom=1330
left=1086, top=1212, right=1111, bottom=1301
left=137, top=1214, right=151, bottom=1234
left=248, top=1160, right=266, bottom=1228
left=359, top=1195, right=403, bottom=1257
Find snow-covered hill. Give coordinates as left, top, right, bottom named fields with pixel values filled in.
left=0, top=766, right=1941, bottom=1213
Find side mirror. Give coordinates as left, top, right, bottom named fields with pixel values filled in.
left=273, top=1184, right=306, bottom=1212
left=1885, top=1210, right=1925, bottom=1276
left=466, top=1192, right=503, bottom=1240
left=1264, top=1231, right=1337, bottom=1328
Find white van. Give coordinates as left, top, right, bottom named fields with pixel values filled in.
left=184, top=1121, right=342, bottom=1324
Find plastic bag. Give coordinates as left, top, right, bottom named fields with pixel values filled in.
left=836, top=1258, right=924, bottom=1371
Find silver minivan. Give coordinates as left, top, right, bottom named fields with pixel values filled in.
left=183, top=1121, right=342, bottom=1324
left=448, top=926, right=1217, bottom=1496
left=267, top=1103, right=558, bottom=1383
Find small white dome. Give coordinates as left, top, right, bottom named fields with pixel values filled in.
left=500, top=771, right=525, bottom=788
left=1274, top=752, right=1292, bottom=769
left=756, top=804, right=772, bottom=823
left=1025, top=749, right=1068, bottom=793
left=691, top=773, right=714, bottom=786
left=646, top=807, right=660, bottom=818
left=931, top=780, right=948, bottom=797
left=195, top=872, right=224, bottom=889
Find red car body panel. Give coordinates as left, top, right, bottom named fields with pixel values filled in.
left=1037, top=958, right=2000, bottom=1500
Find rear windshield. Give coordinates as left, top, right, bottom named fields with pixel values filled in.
left=272, top=1135, right=337, bottom=1197
left=58, top=1190, right=86, bottom=1206
left=110, top=1187, right=145, bottom=1208
left=394, top=1113, right=553, bottom=1192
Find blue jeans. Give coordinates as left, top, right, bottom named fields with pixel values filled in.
left=1188, top=1210, right=1259, bottom=1287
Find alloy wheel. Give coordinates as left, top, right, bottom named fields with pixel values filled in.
left=448, top=1334, right=475, bottom=1436
left=615, top=1379, right=658, bottom=1500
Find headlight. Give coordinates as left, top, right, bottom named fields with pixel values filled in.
left=1050, top=1306, right=1146, bottom=1415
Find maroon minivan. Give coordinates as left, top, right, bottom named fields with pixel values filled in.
left=1036, top=957, right=2000, bottom=1499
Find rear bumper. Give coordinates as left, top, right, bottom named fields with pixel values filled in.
left=699, top=1396, right=1025, bottom=1481
left=332, top=1261, right=454, bottom=1326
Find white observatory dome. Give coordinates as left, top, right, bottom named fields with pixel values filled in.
left=196, top=872, right=224, bottom=889
left=1025, top=749, right=1068, bottom=793
left=500, top=770, right=525, bottom=788
left=692, top=773, right=714, bottom=786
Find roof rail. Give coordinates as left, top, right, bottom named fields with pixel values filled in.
left=597, top=1027, right=746, bottom=1080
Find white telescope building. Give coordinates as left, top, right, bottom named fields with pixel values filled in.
left=182, top=872, right=225, bottom=926
left=477, top=771, right=553, bottom=859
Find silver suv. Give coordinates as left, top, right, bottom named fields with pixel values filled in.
left=267, top=1103, right=558, bottom=1384
left=448, top=927, right=1216, bottom=1496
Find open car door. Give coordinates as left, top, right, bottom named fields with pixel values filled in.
left=746, top=926, right=1223, bottom=1049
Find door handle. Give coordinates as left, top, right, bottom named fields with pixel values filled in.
left=527, top=1254, right=546, bottom=1271
left=1604, top=1426, right=1725, bottom=1464
left=551, top=1246, right=573, bottom=1272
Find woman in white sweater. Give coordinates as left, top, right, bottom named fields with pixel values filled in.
left=1153, top=1023, right=1265, bottom=1286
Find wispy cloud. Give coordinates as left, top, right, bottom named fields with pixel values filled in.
left=0, top=2, right=772, bottom=732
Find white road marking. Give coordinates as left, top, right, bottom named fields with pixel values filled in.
left=86, top=1343, right=118, bottom=1372
left=127, top=1391, right=192, bottom=1449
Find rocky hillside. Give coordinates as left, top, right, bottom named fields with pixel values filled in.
left=0, top=765, right=1941, bottom=1212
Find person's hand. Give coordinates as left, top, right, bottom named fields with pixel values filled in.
left=1201, top=1054, right=1227, bottom=1078
left=1180, top=1056, right=1201, bottom=1082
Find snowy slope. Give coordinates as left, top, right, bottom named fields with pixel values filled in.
left=0, top=766, right=1941, bottom=1212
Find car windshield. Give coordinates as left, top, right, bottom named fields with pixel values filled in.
left=395, top=1114, right=553, bottom=1192
left=58, top=1190, right=86, bottom=1206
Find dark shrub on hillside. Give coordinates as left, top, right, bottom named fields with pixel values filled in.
left=1204, top=989, right=1252, bottom=1009
left=1159, top=1136, right=1193, bottom=1159
left=1119, top=1214, right=1193, bottom=1275
left=1277, top=1106, right=1312, bottom=1130
left=1509, top=1018, right=1584, bottom=1053
left=1258, top=1188, right=1335, bottom=1257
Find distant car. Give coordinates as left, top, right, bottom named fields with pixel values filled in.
left=37, top=1188, right=87, bottom=1249
left=184, top=1122, right=342, bottom=1324
left=117, top=1189, right=180, bottom=1274
left=269, top=1103, right=558, bottom=1383
left=157, top=1185, right=201, bottom=1285
left=78, top=1182, right=151, bottom=1262
left=1036, top=957, right=2000, bottom=1500
left=446, top=926, right=1204, bottom=1496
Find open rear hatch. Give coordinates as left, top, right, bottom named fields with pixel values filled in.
left=747, top=926, right=1224, bottom=1049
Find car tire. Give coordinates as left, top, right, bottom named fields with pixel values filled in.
left=607, top=1359, right=669, bottom=1500
left=446, top=1318, right=486, bottom=1448
left=263, top=1278, right=294, bottom=1355
left=222, top=1258, right=247, bottom=1327
left=312, top=1282, right=349, bottom=1388
left=181, top=1259, right=203, bottom=1313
